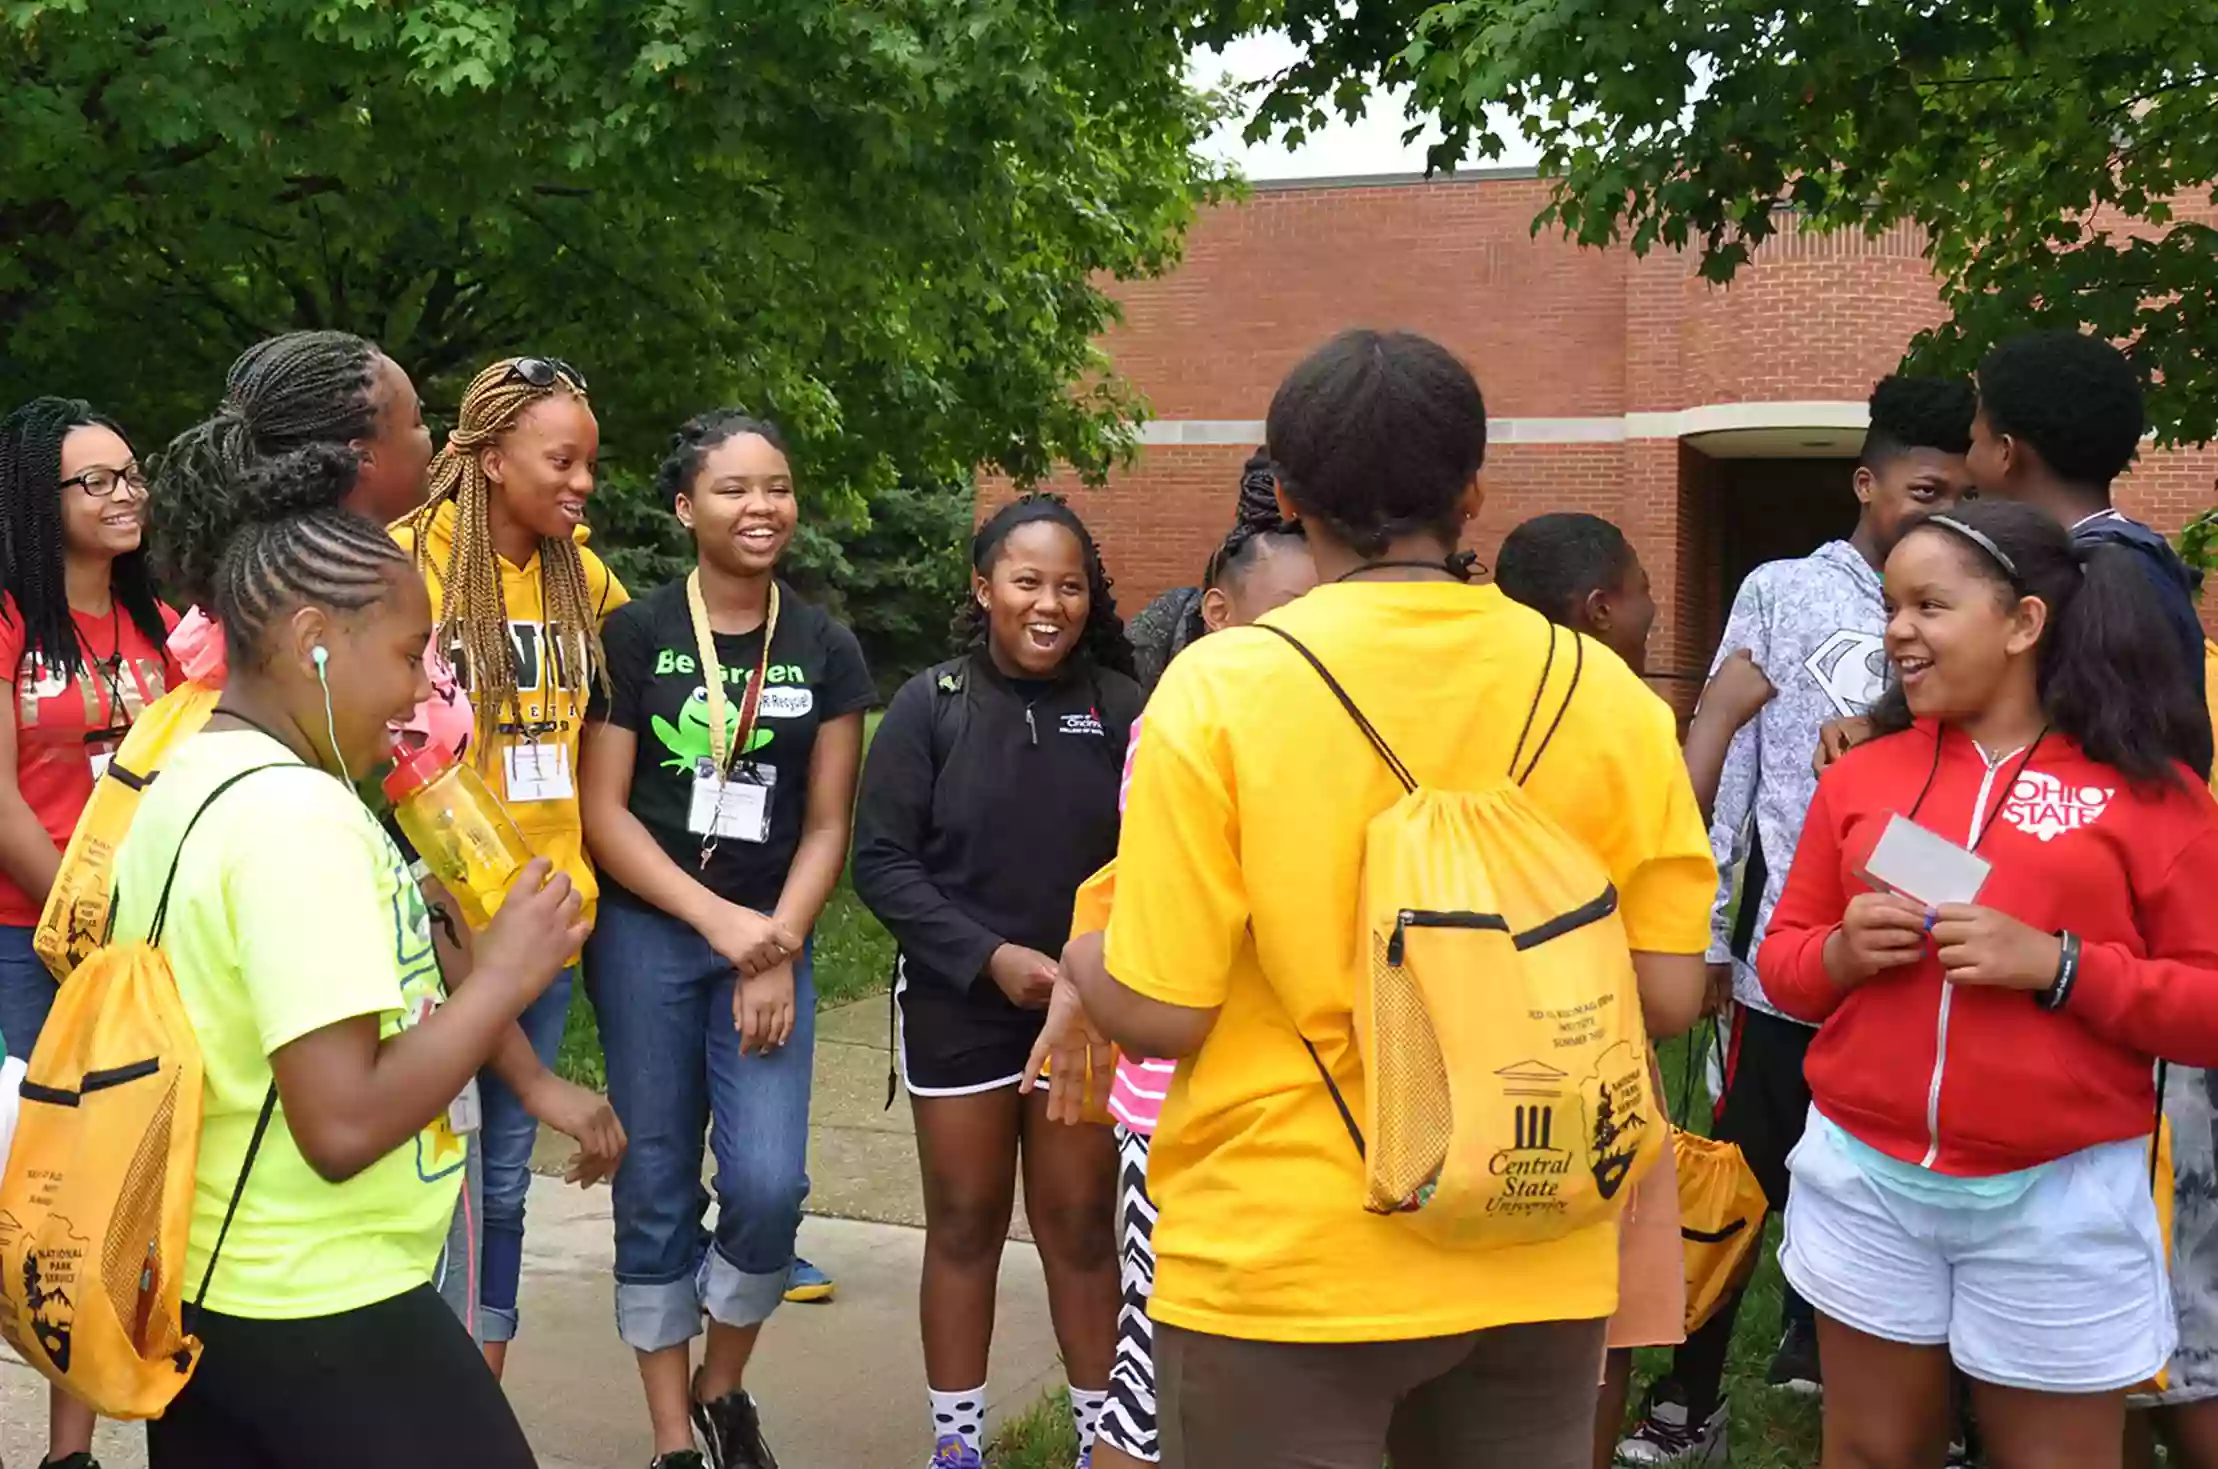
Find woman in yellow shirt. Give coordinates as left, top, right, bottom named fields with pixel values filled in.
left=1058, top=330, right=1717, bottom=1469
left=393, top=356, right=628, bottom=1374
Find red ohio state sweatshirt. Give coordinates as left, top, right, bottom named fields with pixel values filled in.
left=1761, top=722, right=2218, bottom=1176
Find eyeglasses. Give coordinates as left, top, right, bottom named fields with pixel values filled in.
left=60, top=464, right=149, bottom=500
left=504, top=357, right=589, bottom=393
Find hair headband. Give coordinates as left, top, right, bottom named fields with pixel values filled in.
left=1925, top=515, right=2021, bottom=583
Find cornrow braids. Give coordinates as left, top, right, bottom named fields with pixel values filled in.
left=0, top=397, right=168, bottom=684
left=402, top=358, right=606, bottom=749
left=214, top=444, right=410, bottom=665
left=655, top=409, right=788, bottom=502
left=151, top=330, right=380, bottom=607
left=1236, top=449, right=1281, bottom=532
left=952, top=493, right=1137, bottom=681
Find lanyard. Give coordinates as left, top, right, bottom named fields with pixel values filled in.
left=1907, top=725, right=2049, bottom=852
left=686, top=570, right=780, bottom=777
left=686, top=572, right=779, bottom=870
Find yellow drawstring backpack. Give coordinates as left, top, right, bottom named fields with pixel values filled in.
left=0, top=764, right=290, bottom=1417
left=1668, top=1020, right=1766, bottom=1332
left=34, top=681, right=222, bottom=980
left=1266, top=623, right=1661, bottom=1246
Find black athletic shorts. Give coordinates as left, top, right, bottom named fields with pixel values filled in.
left=149, top=1284, right=534, bottom=1468
left=893, top=954, right=1046, bottom=1096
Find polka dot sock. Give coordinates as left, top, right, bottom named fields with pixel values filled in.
left=1070, top=1386, right=1108, bottom=1452
left=930, top=1385, right=986, bottom=1458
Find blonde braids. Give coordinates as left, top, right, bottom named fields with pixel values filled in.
left=406, top=358, right=610, bottom=758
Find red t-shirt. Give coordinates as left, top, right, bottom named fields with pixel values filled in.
left=0, top=595, right=183, bottom=926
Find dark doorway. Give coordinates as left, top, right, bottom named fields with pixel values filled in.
left=1719, top=458, right=1860, bottom=611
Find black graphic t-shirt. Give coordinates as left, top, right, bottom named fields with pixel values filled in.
left=594, top=578, right=874, bottom=912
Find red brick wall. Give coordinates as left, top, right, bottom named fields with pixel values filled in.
left=983, top=172, right=2218, bottom=656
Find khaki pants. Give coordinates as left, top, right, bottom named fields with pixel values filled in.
left=1156, top=1316, right=1608, bottom=1469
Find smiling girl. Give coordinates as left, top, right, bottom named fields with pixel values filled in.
left=852, top=495, right=1141, bottom=1469
left=394, top=355, right=629, bottom=1374
left=580, top=411, right=872, bottom=1469
left=1761, top=499, right=2218, bottom=1469
left=115, top=444, right=588, bottom=1467
left=0, top=396, right=180, bottom=1469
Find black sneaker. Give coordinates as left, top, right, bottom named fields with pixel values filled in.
left=694, top=1389, right=780, bottom=1469
left=1615, top=1379, right=1729, bottom=1466
left=1765, top=1318, right=1822, bottom=1395
left=650, top=1454, right=708, bottom=1469
left=42, top=1456, right=101, bottom=1469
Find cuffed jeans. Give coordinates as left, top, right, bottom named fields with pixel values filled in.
left=475, top=964, right=576, bottom=1344
left=586, top=898, right=814, bottom=1354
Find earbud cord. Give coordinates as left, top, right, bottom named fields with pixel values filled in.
left=314, top=649, right=353, bottom=786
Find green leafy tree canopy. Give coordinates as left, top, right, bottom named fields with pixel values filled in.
left=4, top=0, right=1232, bottom=669
left=1191, top=0, right=2218, bottom=444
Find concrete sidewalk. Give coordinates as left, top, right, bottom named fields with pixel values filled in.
left=1, top=1000, right=1065, bottom=1467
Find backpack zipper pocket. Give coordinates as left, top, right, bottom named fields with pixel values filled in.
left=1386, top=886, right=1620, bottom=965
left=1387, top=910, right=1510, bottom=966
left=18, top=1056, right=161, bottom=1108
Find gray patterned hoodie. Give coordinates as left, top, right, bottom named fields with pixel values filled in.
left=1705, top=538, right=1888, bottom=1019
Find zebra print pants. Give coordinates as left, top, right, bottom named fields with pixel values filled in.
left=1098, top=1124, right=1161, bottom=1462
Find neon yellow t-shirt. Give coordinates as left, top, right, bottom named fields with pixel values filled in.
left=1106, top=581, right=1717, bottom=1343
left=109, top=729, right=465, bottom=1320
left=393, top=502, right=629, bottom=920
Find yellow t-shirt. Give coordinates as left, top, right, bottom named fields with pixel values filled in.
left=1105, top=581, right=1717, bottom=1343
left=392, top=503, right=629, bottom=918
left=110, top=730, right=464, bottom=1319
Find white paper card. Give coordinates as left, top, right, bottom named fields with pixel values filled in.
left=1862, top=813, right=1990, bottom=908
left=688, top=759, right=774, bottom=844
left=504, top=741, right=574, bottom=802
left=88, top=750, right=113, bottom=782
left=447, top=1075, right=483, bottom=1136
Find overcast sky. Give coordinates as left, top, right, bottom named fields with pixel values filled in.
left=1193, top=32, right=1542, bottom=180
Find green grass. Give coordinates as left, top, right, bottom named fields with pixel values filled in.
left=984, top=1029, right=1822, bottom=1469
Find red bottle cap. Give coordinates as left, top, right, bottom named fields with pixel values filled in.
left=380, top=742, right=452, bottom=805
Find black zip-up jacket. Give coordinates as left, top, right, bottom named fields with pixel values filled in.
left=851, top=650, right=1142, bottom=998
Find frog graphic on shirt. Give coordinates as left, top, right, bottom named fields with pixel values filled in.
left=652, top=686, right=773, bottom=771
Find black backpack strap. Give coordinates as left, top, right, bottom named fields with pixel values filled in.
left=1512, top=624, right=1585, bottom=786
left=2152, top=1060, right=2171, bottom=1196
left=925, top=658, right=972, bottom=777
left=192, top=1081, right=278, bottom=1316
left=1260, top=626, right=1415, bottom=793
left=145, top=763, right=300, bottom=948
left=136, top=759, right=301, bottom=1321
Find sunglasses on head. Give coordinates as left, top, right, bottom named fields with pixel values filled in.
left=504, top=357, right=588, bottom=393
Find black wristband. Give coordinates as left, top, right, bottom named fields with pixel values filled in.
left=2038, top=931, right=2081, bottom=1011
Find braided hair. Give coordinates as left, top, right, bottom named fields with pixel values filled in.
left=151, top=331, right=382, bottom=608
left=401, top=358, right=608, bottom=746
left=214, top=444, right=411, bottom=667
left=1236, top=449, right=1280, bottom=529
left=0, top=397, right=167, bottom=683
left=655, top=410, right=788, bottom=502
left=953, top=493, right=1136, bottom=681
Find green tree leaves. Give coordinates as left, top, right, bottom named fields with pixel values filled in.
left=1194, top=0, right=2218, bottom=444
left=3, top=0, right=1230, bottom=658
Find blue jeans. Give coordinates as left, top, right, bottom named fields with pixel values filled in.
left=0, top=923, right=56, bottom=1063
left=586, top=899, right=814, bottom=1354
left=476, top=964, right=576, bottom=1344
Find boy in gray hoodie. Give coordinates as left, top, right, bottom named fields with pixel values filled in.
left=1618, top=374, right=1978, bottom=1468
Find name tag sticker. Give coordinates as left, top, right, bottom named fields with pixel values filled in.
left=504, top=741, right=574, bottom=802
left=1861, top=814, right=1990, bottom=908
left=688, top=759, right=775, bottom=844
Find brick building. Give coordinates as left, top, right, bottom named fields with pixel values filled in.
left=997, top=168, right=2218, bottom=708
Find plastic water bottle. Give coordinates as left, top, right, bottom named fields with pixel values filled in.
left=382, top=746, right=532, bottom=930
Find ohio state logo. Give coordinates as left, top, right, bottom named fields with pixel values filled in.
left=2001, top=768, right=2112, bottom=843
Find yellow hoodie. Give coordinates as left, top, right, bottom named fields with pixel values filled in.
left=392, top=502, right=629, bottom=919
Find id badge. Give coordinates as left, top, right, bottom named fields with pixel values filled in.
left=87, top=731, right=121, bottom=782
left=504, top=741, right=574, bottom=802
left=447, top=1075, right=484, bottom=1136
left=688, top=759, right=775, bottom=844
left=1861, top=813, right=1991, bottom=908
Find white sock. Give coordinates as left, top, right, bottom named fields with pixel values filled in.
left=930, top=1385, right=986, bottom=1456
left=1071, top=1386, right=1109, bottom=1451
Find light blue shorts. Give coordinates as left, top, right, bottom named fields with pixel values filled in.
left=1781, top=1107, right=2174, bottom=1394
